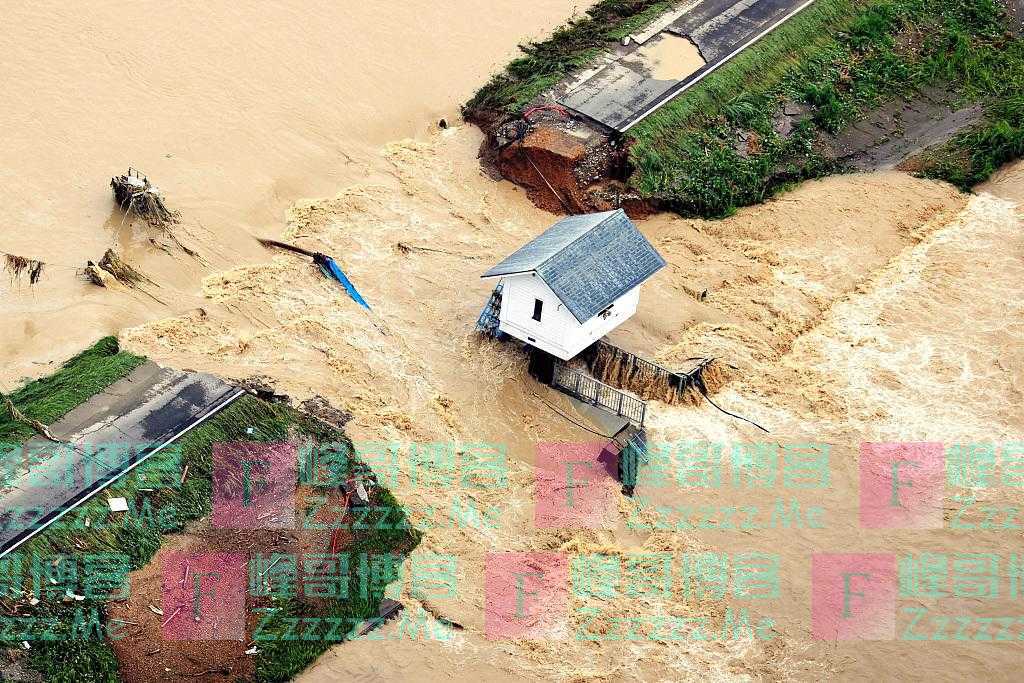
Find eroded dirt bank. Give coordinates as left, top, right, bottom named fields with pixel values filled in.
left=120, top=117, right=1024, bottom=679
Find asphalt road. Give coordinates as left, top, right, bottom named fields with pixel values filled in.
left=558, top=0, right=814, bottom=131
left=0, top=361, right=241, bottom=557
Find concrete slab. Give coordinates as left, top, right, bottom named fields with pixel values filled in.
left=557, top=0, right=814, bottom=132
left=0, top=361, right=241, bottom=556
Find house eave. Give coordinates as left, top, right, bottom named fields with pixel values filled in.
left=480, top=269, right=535, bottom=280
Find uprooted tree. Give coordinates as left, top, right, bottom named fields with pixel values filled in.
left=111, top=167, right=179, bottom=227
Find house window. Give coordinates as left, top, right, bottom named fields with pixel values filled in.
left=532, top=298, right=544, bottom=322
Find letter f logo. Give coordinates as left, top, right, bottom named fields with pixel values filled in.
left=514, top=571, right=543, bottom=618
left=890, top=459, right=918, bottom=508
left=842, top=571, right=871, bottom=618
left=242, top=459, right=271, bottom=507
left=193, top=571, right=222, bottom=622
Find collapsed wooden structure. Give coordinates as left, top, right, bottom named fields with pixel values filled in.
left=583, top=340, right=724, bottom=406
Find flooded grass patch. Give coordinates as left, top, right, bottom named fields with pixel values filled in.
left=3, top=391, right=419, bottom=682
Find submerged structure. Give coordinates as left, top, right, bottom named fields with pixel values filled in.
left=480, top=209, right=665, bottom=360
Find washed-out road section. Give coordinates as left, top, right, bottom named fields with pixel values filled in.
left=0, top=361, right=241, bottom=558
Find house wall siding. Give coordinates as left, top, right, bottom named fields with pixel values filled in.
left=496, top=273, right=639, bottom=360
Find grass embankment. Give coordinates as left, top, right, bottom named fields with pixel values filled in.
left=463, top=0, right=679, bottom=123
left=627, top=0, right=1024, bottom=216
left=0, top=337, right=145, bottom=444
left=2, top=352, right=417, bottom=682
left=251, top=480, right=419, bottom=683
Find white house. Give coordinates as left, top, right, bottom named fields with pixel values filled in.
left=480, top=209, right=666, bottom=360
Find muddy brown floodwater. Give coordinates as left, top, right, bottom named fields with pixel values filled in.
left=0, top=0, right=592, bottom=387
left=4, top=2, right=1024, bottom=682
left=633, top=33, right=706, bottom=81
left=122, top=133, right=1024, bottom=681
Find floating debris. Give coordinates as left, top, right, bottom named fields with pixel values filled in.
left=84, top=261, right=111, bottom=287
left=98, top=249, right=151, bottom=287
left=3, top=253, right=45, bottom=285
left=258, top=238, right=371, bottom=309
left=85, top=249, right=167, bottom=306
left=111, top=167, right=179, bottom=227
left=300, top=395, right=353, bottom=428
left=313, top=252, right=371, bottom=309
left=355, top=598, right=404, bottom=637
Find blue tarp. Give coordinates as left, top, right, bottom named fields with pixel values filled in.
left=318, top=256, right=370, bottom=309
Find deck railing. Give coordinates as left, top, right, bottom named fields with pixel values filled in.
left=584, top=339, right=715, bottom=405
left=552, top=362, right=646, bottom=427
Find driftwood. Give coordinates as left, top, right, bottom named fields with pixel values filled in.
left=2, top=394, right=59, bottom=442
left=84, top=262, right=110, bottom=287
left=111, top=168, right=179, bottom=227
left=98, top=249, right=152, bottom=287
left=257, top=238, right=317, bottom=258
left=3, top=253, right=45, bottom=285
left=395, top=242, right=476, bottom=259
left=85, top=249, right=166, bottom=305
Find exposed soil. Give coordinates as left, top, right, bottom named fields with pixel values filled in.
left=1001, top=0, right=1024, bottom=33
left=475, top=79, right=994, bottom=216
left=105, top=484, right=347, bottom=683
left=488, top=113, right=627, bottom=215
left=487, top=113, right=659, bottom=217
left=822, top=87, right=985, bottom=172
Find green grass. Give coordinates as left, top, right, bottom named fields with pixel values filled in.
left=251, top=485, right=420, bottom=683
left=626, top=0, right=1024, bottom=216
left=915, top=50, right=1024, bottom=188
left=5, top=394, right=419, bottom=682
left=463, top=0, right=679, bottom=122
left=464, top=0, right=1023, bottom=215
left=0, top=337, right=145, bottom=444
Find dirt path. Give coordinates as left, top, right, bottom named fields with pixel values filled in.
left=819, top=87, right=978, bottom=172
left=821, top=87, right=984, bottom=172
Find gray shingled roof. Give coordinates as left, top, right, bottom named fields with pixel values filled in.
left=482, top=210, right=666, bottom=323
